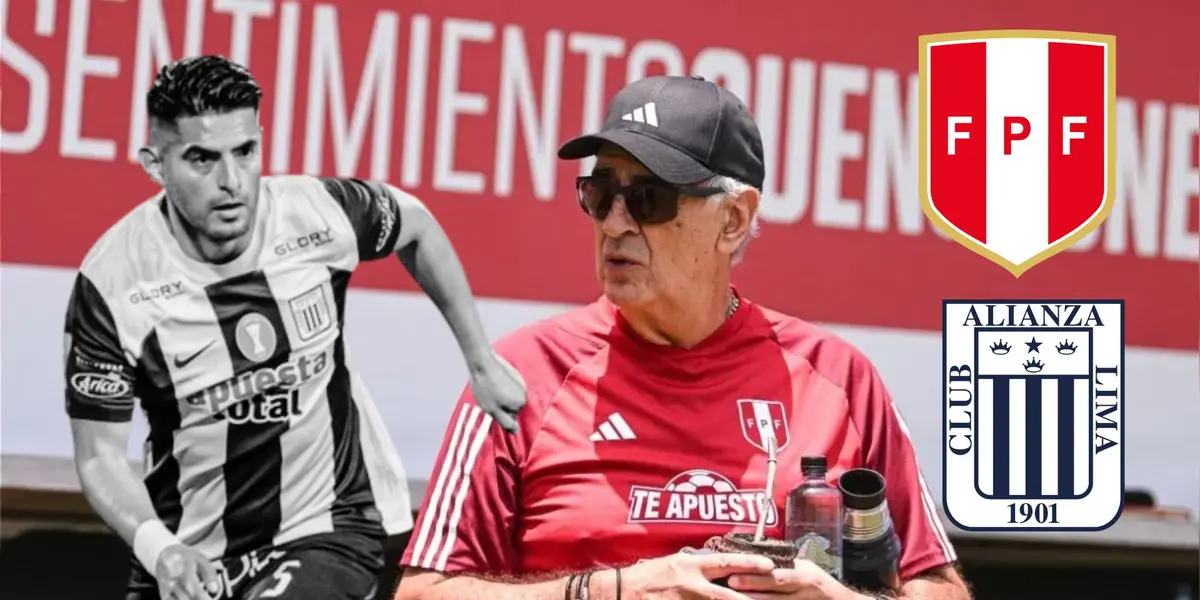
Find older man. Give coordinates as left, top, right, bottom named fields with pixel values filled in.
left=393, top=75, right=971, bottom=600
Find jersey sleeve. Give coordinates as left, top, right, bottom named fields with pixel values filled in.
left=63, top=273, right=137, bottom=422
left=847, top=352, right=958, bottom=581
left=399, top=386, right=525, bottom=575
left=318, top=177, right=403, bottom=261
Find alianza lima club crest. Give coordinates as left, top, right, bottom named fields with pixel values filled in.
left=942, top=300, right=1124, bottom=531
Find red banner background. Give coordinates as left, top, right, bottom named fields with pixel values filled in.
left=2, top=0, right=1196, bottom=349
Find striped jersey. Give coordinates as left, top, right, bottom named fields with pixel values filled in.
left=402, top=293, right=957, bottom=580
left=63, top=175, right=414, bottom=567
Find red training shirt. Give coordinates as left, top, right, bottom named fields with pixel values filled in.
left=400, top=291, right=956, bottom=581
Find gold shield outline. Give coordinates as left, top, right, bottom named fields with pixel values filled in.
left=918, top=30, right=1117, bottom=278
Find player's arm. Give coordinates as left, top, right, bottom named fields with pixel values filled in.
left=847, top=352, right=972, bottom=600
left=64, top=274, right=181, bottom=572
left=387, top=185, right=496, bottom=370
left=72, top=420, right=166, bottom=548
left=321, top=177, right=526, bottom=431
left=320, top=177, right=490, bottom=367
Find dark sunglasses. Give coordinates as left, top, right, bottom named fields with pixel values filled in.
left=575, top=175, right=725, bottom=224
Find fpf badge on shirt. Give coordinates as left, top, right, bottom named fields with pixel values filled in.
left=942, top=300, right=1125, bottom=531
left=918, top=30, right=1116, bottom=277
left=738, top=399, right=790, bottom=452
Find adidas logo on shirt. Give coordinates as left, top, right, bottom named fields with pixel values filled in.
left=590, top=412, right=637, bottom=441
left=620, top=102, right=658, bottom=127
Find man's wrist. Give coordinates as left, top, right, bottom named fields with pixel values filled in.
left=465, top=347, right=495, bottom=375
left=568, top=567, right=622, bottom=600
left=133, top=519, right=182, bottom=572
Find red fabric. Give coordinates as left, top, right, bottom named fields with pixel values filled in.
left=401, top=291, right=956, bottom=579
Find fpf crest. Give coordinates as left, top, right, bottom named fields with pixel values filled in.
left=942, top=300, right=1125, bottom=531
left=918, top=31, right=1117, bottom=277
left=737, top=399, right=790, bottom=452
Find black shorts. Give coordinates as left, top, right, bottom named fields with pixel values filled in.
left=126, top=531, right=384, bottom=600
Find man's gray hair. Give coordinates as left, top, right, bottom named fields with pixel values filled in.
left=705, top=175, right=760, bottom=265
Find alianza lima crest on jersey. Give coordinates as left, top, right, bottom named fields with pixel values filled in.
left=941, top=300, right=1124, bottom=531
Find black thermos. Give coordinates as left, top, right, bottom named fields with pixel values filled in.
left=838, top=468, right=902, bottom=593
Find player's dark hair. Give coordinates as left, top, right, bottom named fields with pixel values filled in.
left=146, top=55, right=262, bottom=126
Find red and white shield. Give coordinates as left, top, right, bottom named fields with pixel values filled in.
left=918, top=30, right=1116, bottom=277
left=737, top=399, right=790, bottom=452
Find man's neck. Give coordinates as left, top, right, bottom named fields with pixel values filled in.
left=619, top=284, right=735, bottom=349
left=164, top=200, right=251, bottom=265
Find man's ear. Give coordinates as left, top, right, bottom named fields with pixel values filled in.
left=717, top=188, right=759, bottom=256
left=138, top=146, right=165, bottom=185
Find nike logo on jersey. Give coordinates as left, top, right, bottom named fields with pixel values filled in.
left=590, top=412, right=637, bottom=441
left=173, top=340, right=216, bottom=369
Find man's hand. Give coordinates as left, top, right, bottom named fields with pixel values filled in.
left=727, top=559, right=860, bottom=600
left=155, top=544, right=220, bottom=600
left=467, top=352, right=528, bottom=433
left=619, top=552, right=777, bottom=600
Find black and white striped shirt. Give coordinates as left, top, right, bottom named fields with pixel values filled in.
left=63, top=175, right=414, bottom=564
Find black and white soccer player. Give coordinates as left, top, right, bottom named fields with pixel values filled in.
left=63, top=55, right=526, bottom=600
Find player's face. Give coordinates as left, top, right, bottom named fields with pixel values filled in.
left=590, top=147, right=728, bottom=309
left=158, top=108, right=263, bottom=245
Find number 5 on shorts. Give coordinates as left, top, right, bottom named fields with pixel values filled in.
left=259, top=560, right=302, bottom=598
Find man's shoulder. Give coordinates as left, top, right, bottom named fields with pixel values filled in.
left=263, top=174, right=404, bottom=233
left=758, top=304, right=855, bottom=354
left=265, top=174, right=412, bottom=205
left=755, top=303, right=880, bottom=390
left=491, top=301, right=613, bottom=388
left=263, top=173, right=321, bottom=192
left=262, top=175, right=368, bottom=255
left=262, top=174, right=332, bottom=210
left=77, top=196, right=167, bottom=299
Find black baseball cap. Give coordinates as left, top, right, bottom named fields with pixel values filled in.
left=558, top=75, right=765, bottom=190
